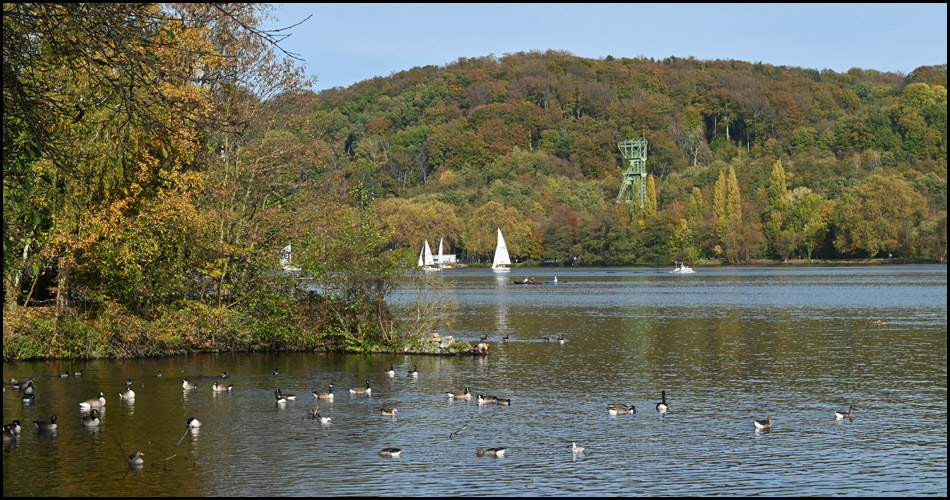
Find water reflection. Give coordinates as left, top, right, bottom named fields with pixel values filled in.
left=494, top=273, right=510, bottom=334
left=3, top=266, right=947, bottom=496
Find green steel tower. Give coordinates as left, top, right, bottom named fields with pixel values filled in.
left=616, top=136, right=648, bottom=207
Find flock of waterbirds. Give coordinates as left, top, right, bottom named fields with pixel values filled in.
left=4, top=337, right=857, bottom=467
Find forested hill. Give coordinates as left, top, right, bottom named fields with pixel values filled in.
left=295, top=51, right=946, bottom=264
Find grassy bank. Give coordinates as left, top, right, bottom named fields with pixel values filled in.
left=2, top=302, right=329, bottom=360
left=2, top=303, right=477, bottom=361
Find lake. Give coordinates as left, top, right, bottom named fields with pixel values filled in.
left=3, top=265, right=947, bottom=496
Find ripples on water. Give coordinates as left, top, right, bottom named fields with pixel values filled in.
left=3, top=265, right=947, bottom=496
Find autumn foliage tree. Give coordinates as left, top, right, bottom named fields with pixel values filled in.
left=833, top=176, right=928, bottom=259
left=3, top=3, right=226, bottom=314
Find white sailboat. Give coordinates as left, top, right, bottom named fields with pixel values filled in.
left=437, top=237, right=449, bottom=269
left=280, top=244, right=301, bottom=272
left=418, top=239, right=439, bottom=271
left=491, top=228, right=511, bottom=272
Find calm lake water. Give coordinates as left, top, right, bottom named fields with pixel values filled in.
left=3, top=265, right=947, bottom=496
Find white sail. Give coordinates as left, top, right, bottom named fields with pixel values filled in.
left=437, top=237, right=448, bottom=269
left=281, top=244, right=301, bottom=272
left=424, top=240, right=435, bottom=266
left=491, top=228, right=511, bottom=271
left=419, top=239, right=439, bottom=270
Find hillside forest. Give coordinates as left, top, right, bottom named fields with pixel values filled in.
left=321, top=52, right=946, bottom=267
left=2, top=4, right=946, bottom=358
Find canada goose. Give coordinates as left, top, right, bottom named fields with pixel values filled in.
left=493, top=397, right=511, bottom=406
left=502, top=334, right=509, bottom=342
left=275, top=390, right=290, bottom=404
left=22, top=393, right=35, bottom=404
left=34, top=415, right=57, bottom=431
left=350, top=380, right=372, bottom=395
left=273, top=369, right=279, bottom=377
left=277, top=388, right=296, bottom=400
left=607, top=403, right=636, bottom=415
left=182, top=379, right=198, bottom=390
left=2, top=425, right=14, bottom=445
left=306, top=408, right=331, bottom=423
left=477, top=394, right=495, bottom=405
left=542, top=336, right=550, bottom=343
left=79, top=392, right=106, bottom=410
left=476, top=447, right=507, bottom=457
left=407, top=365, right=418, bottom=378
left=557, top=335, right=565, bottom=344
left=59, top=372, right=70, bottom=378
left=127, top=451, right=145, bottom=466
left=81, top=409, right=101, bottom=427
left=155, top=370, right=162, bottom=378
left=572, top=442, right=585, bottom=454
left=212, top=381, right=233, bottom=393
left=219, top=372, right=228, bottom=378
left=119, top=380, right=135, bottom=399
left=379, top=447, right=401, bottom=458
left=7, top=420, right=21, bottom=434
left=656, top=390, right=669, bottom=414
left=753, top=415, right=773, bottom=430
left=380, top=407, right=397, bottom=416
left=834, top=405, right=854, bottom=420
left=385, top=364, right=395, bottom=377
left=186, top=417, right=202, bottom=428
left=313, top=385, right=334, bottom=401
left=22, top=380, right=35, bottom=396
left=74, top=370, right=83, bottom=377
left=447, top=387, right=471, bottom=399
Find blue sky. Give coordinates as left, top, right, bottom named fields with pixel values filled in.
left=261, top=3, right=948, bottom=92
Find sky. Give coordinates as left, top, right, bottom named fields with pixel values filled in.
left=260, top=3, right=948, bottom=92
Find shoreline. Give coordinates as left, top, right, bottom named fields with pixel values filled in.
left=4, top=261, right=943, bottom=361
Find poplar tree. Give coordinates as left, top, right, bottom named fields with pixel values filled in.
left=643, top=175, right=658, bottom=218
left=765, top=160, right=790, bottom=256
left=713, top=166, right=744, bottom=262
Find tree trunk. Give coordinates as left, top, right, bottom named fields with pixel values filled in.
left=4, top=276, right=19, bottom=309
left=56, top=258, right=70, bottom=316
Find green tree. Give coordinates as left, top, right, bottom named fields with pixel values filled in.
left=764, top=160, right=790, bottom=257
left=833, top=176, right=928, bottom=258
left=294, top=188, right=409, bottom=350
left=713, top=166, right=744, bottom=261
left=462, top=201, right=535, bottom=261
left=785, top=187, right=828, bottom=260
left=541, top=204, right=580, bottom=264
left=643, top=175, right=658, bottom=219
left=377, top=198, right=463, bottom=250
